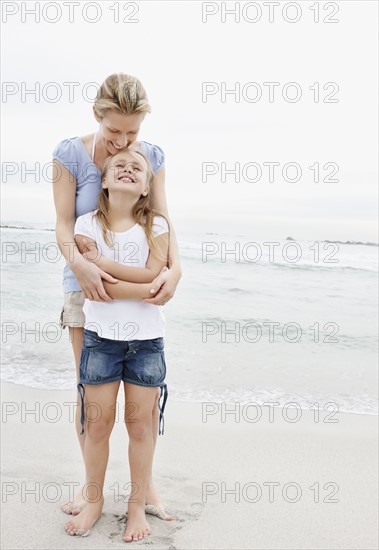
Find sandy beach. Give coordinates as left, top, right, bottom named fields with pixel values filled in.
left=1, top=381, right=378, bottom=550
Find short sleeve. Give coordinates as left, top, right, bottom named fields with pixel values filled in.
left=74, top=212, right=97, bottom=240
left=152, top=216, right=169, bottom=238
left=52, top=138, right=79, bottom=179
left=141, top=142, right=165, bottom=174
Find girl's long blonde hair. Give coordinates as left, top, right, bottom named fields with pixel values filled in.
left=96, top=151, right=169, bottom=262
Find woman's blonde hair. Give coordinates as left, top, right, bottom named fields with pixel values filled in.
left=96, top=151, right=169, bottom=262
left=94, top=73, right=151, bottom=118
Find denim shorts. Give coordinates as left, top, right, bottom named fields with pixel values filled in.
left=77, top=329, right=168, bottom=435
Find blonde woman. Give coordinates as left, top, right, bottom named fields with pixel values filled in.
left=52, top=74, right=181, bottom=523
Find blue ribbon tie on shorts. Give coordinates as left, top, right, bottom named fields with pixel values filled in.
left=158, top=384, right=168, bottom=435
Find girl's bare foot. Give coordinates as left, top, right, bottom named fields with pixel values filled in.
left=64, top=497, right=104, bottom=537
left=123, top=504, right=151, bottom=543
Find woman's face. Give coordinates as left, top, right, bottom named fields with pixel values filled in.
left=94, top=109, right=145, bottom=155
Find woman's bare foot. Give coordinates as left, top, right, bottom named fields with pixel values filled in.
left=64, top=497, right=104, bottom=537
left=145, top=482, right=175, bottom=521
left=61, top=487, right=87, bottom=515
left=123, top=504, right=151, bottom=543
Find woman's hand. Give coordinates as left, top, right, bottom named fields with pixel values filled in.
left=143, top=266, right=182, bottom=305
left=72, top=260, right=118, bottom=302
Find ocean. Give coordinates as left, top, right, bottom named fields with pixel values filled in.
left=1, top=225, right=378, bottom=415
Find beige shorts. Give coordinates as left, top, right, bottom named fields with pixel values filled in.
left=59, top=291, right=85, bottom=329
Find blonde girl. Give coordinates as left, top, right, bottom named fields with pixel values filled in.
left=64, top=149, right=170, bottom=541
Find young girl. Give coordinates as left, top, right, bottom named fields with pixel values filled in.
left=64, top=149, right=170, bottom=542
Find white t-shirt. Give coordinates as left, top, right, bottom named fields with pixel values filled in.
left=74, top=211, right=168, bottom=341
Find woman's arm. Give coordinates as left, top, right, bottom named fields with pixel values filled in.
left=75, top=232, right=169, bottom=283
left=144, top=167, right=182, bottom=304
left=52, top=160, right=118, bottom=301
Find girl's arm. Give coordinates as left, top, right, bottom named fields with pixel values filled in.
left=52, top=160, right=118, bottom=302
left=75, top=232, right=169, bottom=283
left=103, top=279, right=160, bottom=300
left=144, top=167, right=182, bottom=305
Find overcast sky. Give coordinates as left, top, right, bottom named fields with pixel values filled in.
left=1, top=1, right=378, bottom=241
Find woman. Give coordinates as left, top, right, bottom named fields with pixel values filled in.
left=52, top=73, right=181, bottom=522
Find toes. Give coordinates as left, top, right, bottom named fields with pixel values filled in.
left=123, top=530, right=147, bottom=542
left=76, top=529, right=90, bottom=537
left=145, top=504, right=175, bottom=521
left=64, top=525, right=90, bottom=537
left=64, top=521, right=78, bottom=536
left=61, top=501, right=85, bottom=515
left=61, top=503, right=73, bottom=514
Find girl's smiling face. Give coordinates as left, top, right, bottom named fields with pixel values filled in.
left=102, top=150, right=149, bottom=198
left=94, top=108, right=145, bottom=154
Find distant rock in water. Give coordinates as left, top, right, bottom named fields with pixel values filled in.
left=285, top=236, right=377, bottom=247
left=325, top=240, right=378, bottom=247
left=1, top=224, right=27, bottom=229
left=1, top=224, right=54, bottom=231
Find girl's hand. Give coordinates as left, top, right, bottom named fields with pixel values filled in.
left=143, top=266, right=181, bottom=306
left=72, top=260, right=118, bottom=302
